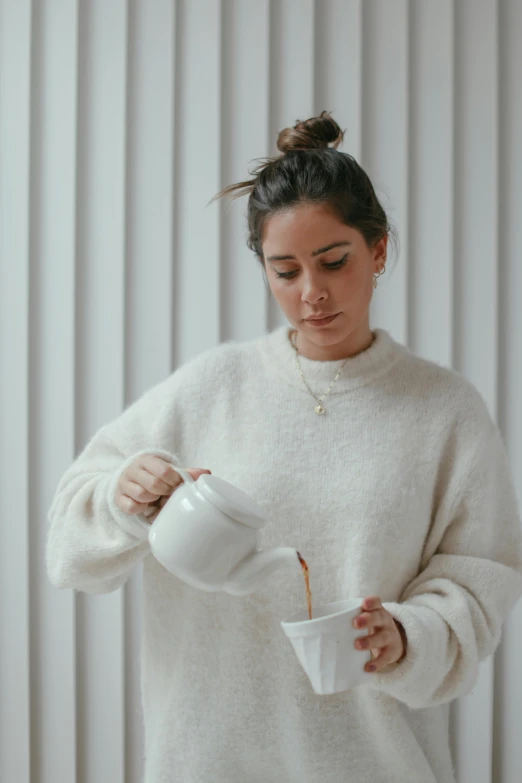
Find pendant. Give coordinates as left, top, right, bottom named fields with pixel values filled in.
left=314, top=404, right=325, bottom=415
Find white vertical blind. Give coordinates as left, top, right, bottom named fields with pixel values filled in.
left=75, top=2, right=128, bottom=781
left=29, top=3, right=80, bottom=781
left=450, top=0, right=500, bottom=778
left=408, top=0, right=454, bottom=366
left=175, top=0, right=222, bottom=362
left=363, top=0, right=410, bottom=345
left=124, top=2, right=177, bottom=780
left=221, top=0, right=270, bottom=342
left=493, top=3, right=522, bottom=779
left=267, top=0, right=315, bottom=332
left=1, top=1, right=521, bottom=781
left=0, top=2, right=32, bottom=781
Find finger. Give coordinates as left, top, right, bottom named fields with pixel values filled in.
left=142, top=506, right=158, bottom=523
left=117, top=493, right=152, bottom=515
left=120, top=478, right=161, bottom=504
left=137, top=455, right=185, bottom=489
left=148, top=494, right=172, bottom=514
left=187, top=468, right=212, bottom=478
left=352, top=609, right=386, bottom=631
left=361, top=596, right=382, bottom=611
left=149, top=472, right=209, bottom=508
left=365, top=646, right=396, bottom=673
left=354, top=629, right=392, bottom=651
left=145, top=490, right=173, bottom=511
left=135, top=466, right=174, bottom=496
left=142, top=505, right=161, bottom=523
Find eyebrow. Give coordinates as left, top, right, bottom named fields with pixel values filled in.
left=266, top=241, right=352, bottom=264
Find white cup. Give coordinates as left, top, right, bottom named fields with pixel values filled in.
left=281, top=598, right=374, bottom=695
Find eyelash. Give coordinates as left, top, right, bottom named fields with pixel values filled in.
left=275, top=253, right=350, bottom=280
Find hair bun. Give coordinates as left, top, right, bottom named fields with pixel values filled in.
left=276, top=110, right=345, bottom=154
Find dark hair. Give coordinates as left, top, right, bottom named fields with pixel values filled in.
left=209, top=110, right=398, bottom=268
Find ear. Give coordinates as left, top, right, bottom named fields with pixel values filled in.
left=373, top=234, right=388, bottom=269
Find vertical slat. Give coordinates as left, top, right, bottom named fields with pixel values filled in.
left=30, top=2, right=80, bottom=781
left=124, top=1, right=177, bottom=780
left=453, top=0, right=499, bottom=408
left=406, top=2, right=456, bottom=768
left=493, top=1, right=522, bottom=781
left=267, top=0, right=315, bottom=332
left=362, top=0, right=409, bottom=345
left=315, top=0, right=363, bottom=159
left=174, top=0, right=222, bottom=363
left=408, top=0, right=454, bottom=365
left=75, top=1, right=128, bottom=781
left=220, top=0, right=270, bottom=343
left=451, top=1, right=499, bottom=781
left=0, top=1, right=32, bottom=781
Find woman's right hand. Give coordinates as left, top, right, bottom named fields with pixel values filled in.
left=115, top=454, right=211, bottom=524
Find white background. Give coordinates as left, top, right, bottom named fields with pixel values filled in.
left=1, top=1, right=521, bottom=781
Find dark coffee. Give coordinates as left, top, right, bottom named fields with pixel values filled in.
left=297, top=551, right=312, bottom=620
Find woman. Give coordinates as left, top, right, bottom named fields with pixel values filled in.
left=47, top=111, right=522, bottom=782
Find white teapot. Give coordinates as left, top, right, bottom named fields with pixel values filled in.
left=134, top=466, right=299, bottom=595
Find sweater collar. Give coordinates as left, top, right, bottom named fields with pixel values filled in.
left=257, top=324, right=408, bottom=394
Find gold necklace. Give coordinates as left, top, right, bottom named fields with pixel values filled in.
left=290, top=330, right=349, bottom=415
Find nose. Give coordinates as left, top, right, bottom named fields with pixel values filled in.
left=301, top=273, right=328, bottom=304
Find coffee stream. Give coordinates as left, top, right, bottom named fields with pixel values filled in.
left=297, top=551, right=312, bottom=620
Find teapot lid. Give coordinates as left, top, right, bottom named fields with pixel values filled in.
left=196, top=474, right=268, bottom=529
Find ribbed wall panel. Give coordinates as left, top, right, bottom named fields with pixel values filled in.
left=1, top=1, right=521, bottom=780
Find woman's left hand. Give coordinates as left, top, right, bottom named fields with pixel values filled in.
left=352, top=596, right=407, bottom=673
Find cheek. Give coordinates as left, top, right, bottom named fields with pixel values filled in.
left=267, top=275, right=283, bottom=297
left=340, top=269, right=372, bottom=306
left=271, top=280, right=299, bottom=305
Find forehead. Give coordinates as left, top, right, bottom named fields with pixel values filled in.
left=262, top=203, right=356, bottom=254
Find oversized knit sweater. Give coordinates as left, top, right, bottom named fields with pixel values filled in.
left=46, top=325, right=522, bottom=783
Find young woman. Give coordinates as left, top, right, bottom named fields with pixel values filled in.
left=47, top=111, right=522, bottom=782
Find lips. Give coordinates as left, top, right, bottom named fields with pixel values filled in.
left=304, top=313, right=340, bottom=326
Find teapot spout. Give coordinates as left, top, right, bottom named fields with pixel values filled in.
left=224, top=547, right=299, bottom=596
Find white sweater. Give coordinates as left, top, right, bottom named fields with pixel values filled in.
left=46, top=325, right=522, bottom=783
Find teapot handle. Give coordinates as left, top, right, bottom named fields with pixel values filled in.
left=171, top=465, right=196, bottom=486
left=125, top=464, right=195, bottom=540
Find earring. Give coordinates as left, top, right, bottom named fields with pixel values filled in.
left=373, top=263, right=386, bottom=289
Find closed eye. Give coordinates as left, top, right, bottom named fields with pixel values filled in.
left=275, top=253, right=350, bottom=280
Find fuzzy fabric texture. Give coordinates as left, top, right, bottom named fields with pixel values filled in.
left=46, top=325, right=522, bottom=783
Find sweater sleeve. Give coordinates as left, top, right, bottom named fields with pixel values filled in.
left=369, top=424, right=522, bottom=709
left=46, top=374, right=184, bottom=595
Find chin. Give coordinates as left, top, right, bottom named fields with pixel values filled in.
left=306, top=329, right=348, bottom=347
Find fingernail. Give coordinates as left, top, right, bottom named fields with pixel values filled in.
left=367, top=665, right=376, bottom=672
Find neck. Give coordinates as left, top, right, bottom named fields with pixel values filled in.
left=292, top=320, right=375, bottom=361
